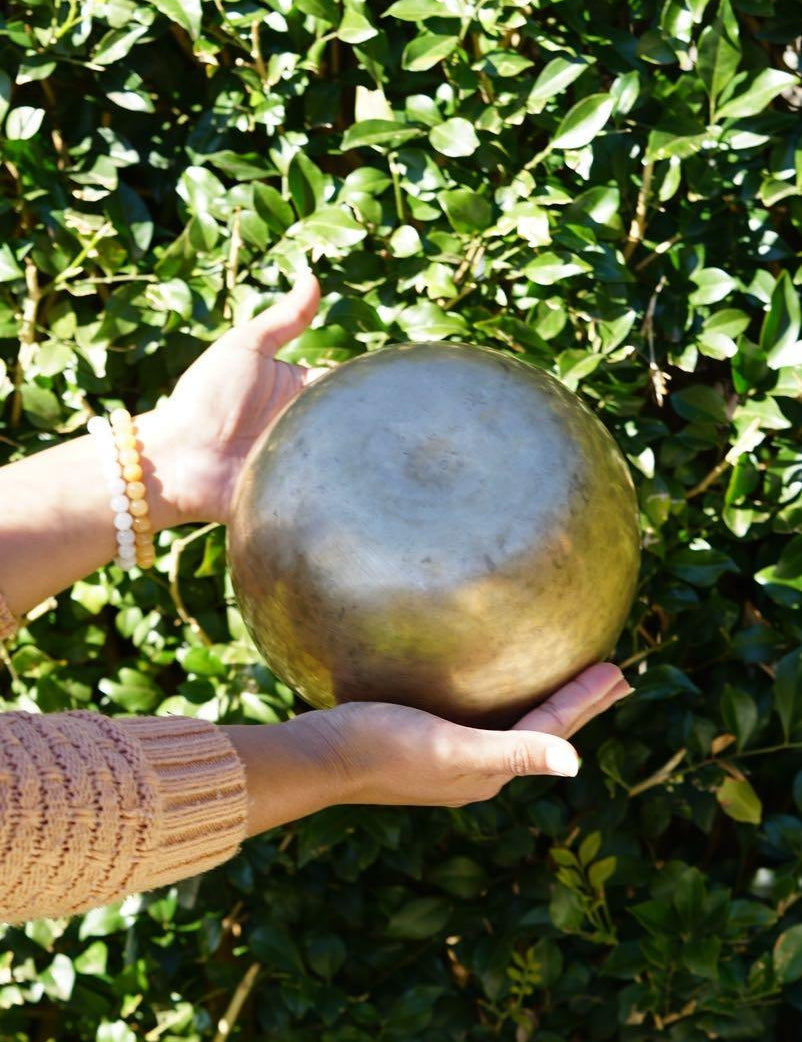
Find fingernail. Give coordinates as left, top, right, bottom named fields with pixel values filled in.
left=612, top=681, right=635, bottom=700
left=545, top=744, right=580, bottom=777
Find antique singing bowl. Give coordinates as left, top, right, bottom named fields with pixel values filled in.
left=228, top=342, right=640, bottom=728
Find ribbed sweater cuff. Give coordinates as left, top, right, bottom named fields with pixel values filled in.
left=116, top=715, right=248, bottom=893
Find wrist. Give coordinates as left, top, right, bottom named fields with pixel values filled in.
left=221, top=714, right=357, bottom=838
left=134, top=410, right=200, bottom=530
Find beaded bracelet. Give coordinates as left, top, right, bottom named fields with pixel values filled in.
left=87, top=408, right=156, bottom=572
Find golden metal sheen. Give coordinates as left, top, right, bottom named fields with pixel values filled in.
left=228, top=342, right=641, bottom=728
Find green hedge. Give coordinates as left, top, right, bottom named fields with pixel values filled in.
left=1, top=0, right=802, bottom=1039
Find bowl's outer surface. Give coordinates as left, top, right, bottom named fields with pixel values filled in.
left=228, top=342, right=641, bottom=727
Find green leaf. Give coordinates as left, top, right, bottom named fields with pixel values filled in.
left=720, top=685, right=758, bottom=749
left=337, top=5, right=377, bottom=45
left=150, top=0, right=202, bottom=39
left=524, top=252, right=590, bottom=285
left=429, top=118, right=479, bottom=158
left=0, top=69, right=10, bottom=126
left=342, top=119, right=423, bottom=150
left=398, top=301, right=467, bottom=339
left=578, top=832, right=601, bottom=867
left=549, top=94, right=613, bottom=151
left=296, top=0, right=339, bottom=21
left=717, top=69, right=799, bottom=119
left=385, top=0, right=464, bottom=17
left=671, top=385, right=728, bottom=423
left=429, top=856, right=487, bottom=898
left=305, top=935, right=347, bottom=980
left=289, top=205, right=367, bottom=253
left=93, top=25, right=150, bottom=65
left=689, top=267, right=737, bottom=305
left=21, top=385, right=62, bottom=429
left=774, top=925, right=802, bottom=983
left=668, top=546, right=737, bottom=586
left=177, top=166, right=226, bottom=213
left=527, top=57, right=591, bottom=113
left=402, top=32, right=459, bottom=72
left=682, top=937, right=721, bottom=979
left=439, top=188, right=492, bottom=233
left=40, top=953, right=75, bottom=1001
left=588, top=857, right=617, bottom=889
left=253, top=183, right=294, bottom=233
left=5, top=105, right=44, bottom=140
left=249, top=923, right=306, bottom=975
left=97, top=1021, right=137, bottom=1042
left=697, top=0, right=741, bottom=107
left=386, top=897, right=451, bottom=939
left=760, top=271, right=801, bottom=370
left=0, top=243, right=23, bottom=281
left=99, top=668, right=162, bottom=712
left=773, top=649, right=802, bottom=742
left=716, top=777, right=762, bottom=825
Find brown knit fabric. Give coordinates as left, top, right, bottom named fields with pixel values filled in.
left=0, top=710, right=247, bottom=924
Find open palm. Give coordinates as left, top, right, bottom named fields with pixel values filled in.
left=158, top=270, right=322, bottom=525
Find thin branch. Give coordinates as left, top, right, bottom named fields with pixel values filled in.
left=628, top=747, right=687, bottom=798
left=212, top=962, right=262, bottom=1042
left=250, top=20, right=268, bottom=82
left=11, top=259, right=41, bottom=428
left=623, top=161, right=654, bottom=261
left=619, top=633, right=679, bottom=670
left=224, top=209, right=242, bottom=321
left=168, top=524, right=220, bottom=645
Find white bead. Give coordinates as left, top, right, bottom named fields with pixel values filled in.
left=114, top=512, right=133, bottom=531
left=102, top=460, right=122, bottom=482
left=107, top=476, right=126, bottom=496
left=114, top=557, right=135, bottom=570
left=117, top=529, right=136, bottom=546
left=118, top=553, right=137, bottom=568
left=87, top=416, right=109, bottom=436
left=110, top=494, right=130, bottom=513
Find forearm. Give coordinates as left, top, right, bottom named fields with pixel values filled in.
left=0, top=411, right=186, bottom=617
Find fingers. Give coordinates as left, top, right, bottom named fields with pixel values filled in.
left=220, top=269, right=321, bottom=358
left=512, top=662, right=629, bottom=737
left=465, top=727, right=581, bottom=778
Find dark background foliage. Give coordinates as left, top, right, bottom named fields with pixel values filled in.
left=1, top=0, right=801, bottom=1039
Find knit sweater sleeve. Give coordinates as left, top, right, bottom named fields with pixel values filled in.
left=0, top=710, right=248, bottom=925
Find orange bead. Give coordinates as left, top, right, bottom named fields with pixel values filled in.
left=132, top=516, right=152, bottom=534
left=137, top=552, right=156, bottom=568
left=115, top=432, right=138, bottom=452
left=126, top=481, right=146, bottom=500
left=123, top=462, right=143, bottom=482
left=130, top=499, right=149, bottom=517
left=118, top=448, right=139, bottom=466
left=134, top=531, right=153, bottom=547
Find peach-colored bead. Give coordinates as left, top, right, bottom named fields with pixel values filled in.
left=132, top=516, right=152, bottom=534
left=134, top=531, right=153, bottom=547
left=137, top=552, right=156, bottom=568
left=123, top=463, right=143, bottom=482
left=118, top=448, right=139, bottom=466
left=126, top=481, right=146, bottom=500
left=114, top=432, right=138, bottom=452
left=130, top=499, right=149, bottom=517
left=109, top=408, right=133, bottom=430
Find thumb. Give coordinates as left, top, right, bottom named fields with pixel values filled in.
left=223, top=268, right=321, bottom=358
left=466, top=727, right=580, bottom=779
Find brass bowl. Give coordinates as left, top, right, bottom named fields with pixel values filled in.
left=228, top=342, right=640, bottom=727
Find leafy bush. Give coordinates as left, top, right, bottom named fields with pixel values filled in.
left=1, top=0, right=801, bottom=1039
